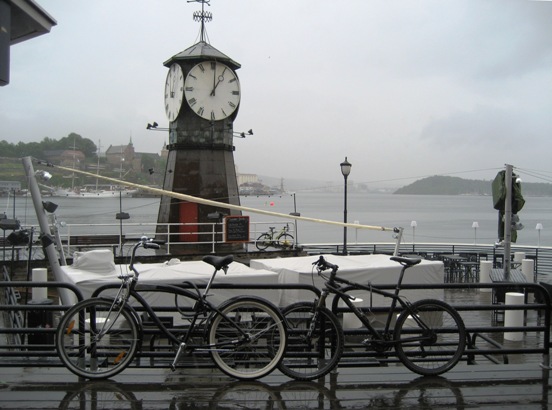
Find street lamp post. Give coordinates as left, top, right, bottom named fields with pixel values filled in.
left=472, top=221, right=479, bottom=245
left=410, top=220, right=417, bottom=246
left=536, top=223, right=543, bottom=248
left=340, top=157, right=352, bottom=255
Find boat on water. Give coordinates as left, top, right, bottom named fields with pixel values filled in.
left=49, top=186, right=138, bottom=198
left=76, top=187, right=138, bottom=198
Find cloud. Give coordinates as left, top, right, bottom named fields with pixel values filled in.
left=2, top=0, right=552, bottom=186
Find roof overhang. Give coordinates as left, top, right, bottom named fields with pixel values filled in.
left=163, top=41, right=241, bottom=70
left=9, top=0, right=57, bottom=45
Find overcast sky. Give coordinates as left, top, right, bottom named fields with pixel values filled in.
left=2, top=0, right=552, bottom=188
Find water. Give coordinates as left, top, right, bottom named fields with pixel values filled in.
left=4, top=192, right=552, bottom=247
left=239, top=192, right=552, bottom=246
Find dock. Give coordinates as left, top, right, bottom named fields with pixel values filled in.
left=0, top=362, right=550, bottom=409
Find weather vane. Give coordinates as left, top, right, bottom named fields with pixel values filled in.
left=188, top=0, right=212, bottom=43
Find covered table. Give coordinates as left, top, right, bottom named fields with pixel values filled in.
left=58, top=250, right=280, bottom=310
left=250, top=254, right=444, bottom=326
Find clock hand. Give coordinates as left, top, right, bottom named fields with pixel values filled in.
left=171, top=72, right=177, bottom=97
left=210, top=67, right=227, bottom=96
left=211, top=64, right=217, bottom=96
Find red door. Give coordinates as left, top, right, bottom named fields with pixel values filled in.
left=179, top=202, right=198, bottom=242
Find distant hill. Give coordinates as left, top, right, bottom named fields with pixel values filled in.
left=393, top=175, right=552, bottom=196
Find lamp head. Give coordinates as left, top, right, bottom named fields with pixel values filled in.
left=116, top=212, right=130, bottom=220
left=42, top=201, right=58, bottom=213
left=35, top=170, right=52, bottom=181
left=340, top=157, right=352, bottom=177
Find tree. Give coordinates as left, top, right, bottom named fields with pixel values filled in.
left=58, top=133, right=98, bottom=157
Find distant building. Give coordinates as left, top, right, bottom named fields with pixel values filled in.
left=106, top=139, right=137, bottom=171
left=0, top=181, right=21, bottom=192
left=160, top=143, right=169, bottom=159
left=43, top=149, right=85, bottom=168
left=237, top=173, right=259, bottom=186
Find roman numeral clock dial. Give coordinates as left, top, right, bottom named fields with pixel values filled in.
left=184, top=61, right=241, bottom=121
left=164, top=63, right=185, bottom=122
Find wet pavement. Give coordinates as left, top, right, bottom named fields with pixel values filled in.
left=0, top=362, right=550, bottom=409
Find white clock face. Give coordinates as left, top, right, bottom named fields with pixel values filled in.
left=184, top=61, right=241, bottom=121
left=164, top=64, right=184, bottom=122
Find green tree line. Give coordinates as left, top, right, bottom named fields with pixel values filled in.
left=394, top=175, right=552, bottom=196
left=0, top=133, right=97, bottom=159
left=1, top=133, right=165, bottom=189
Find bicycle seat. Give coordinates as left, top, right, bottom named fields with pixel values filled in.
left=390, top=256, right=422, bottom=267
left=202, top=255, right=234, bottom=270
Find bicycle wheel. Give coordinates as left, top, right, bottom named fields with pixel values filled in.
left=208, top=381, right=283, bottom=410
left=278, top=302, right=344, bottom=381
left=58, top=381, right=141, bottom=410
left=277, top=233, right=294, bottom=249
left=394, top=299, right=466, bottom=376
left=255, top=233, right=271, bottom=250
left=208, top=297, right=287, bottom=380
left=56, top=298, right=140, bottom=379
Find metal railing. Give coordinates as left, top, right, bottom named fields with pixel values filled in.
left=301, top=242, right=552, bottom=277
left=62, top=220, right=299, bottom=256
left=0, top=220, right=301, bottom=261
left=0, top=279, right=550, bottom=370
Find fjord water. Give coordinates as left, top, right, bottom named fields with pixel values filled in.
left=8, top=192, right=551, bottom=247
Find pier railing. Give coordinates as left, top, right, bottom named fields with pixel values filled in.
left=301, top=242, right=552, bottom=277
left=0, top=271, right=551, bottom=371
left=3, top=220, right=551, bottom=278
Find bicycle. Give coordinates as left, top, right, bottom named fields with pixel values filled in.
left=255, top=224, right=294, bottom=251
left=279, top=255, right=466, bottom=381
left=55, top=237, right=287, bottom=380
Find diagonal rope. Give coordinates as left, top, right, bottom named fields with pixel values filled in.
left=42, top=161, right=398, bottom=233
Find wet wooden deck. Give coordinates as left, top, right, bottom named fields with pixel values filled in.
left=0, top=362, right=550, bottom=409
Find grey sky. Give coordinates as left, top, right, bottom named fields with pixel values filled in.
left=2, top=0, right=552, bottom=188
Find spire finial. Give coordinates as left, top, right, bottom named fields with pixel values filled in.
left=189, top=0, right=212, bottom=43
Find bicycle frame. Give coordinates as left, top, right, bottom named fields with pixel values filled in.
left=91, top=275, right=256, bottom=352
left=266, top=225, right=289, bottom=243
left=274, top=225, right=289, bottom=240
left=315, top=262, right=431, bottom=347
left=57, top=238, right=287, bottom=380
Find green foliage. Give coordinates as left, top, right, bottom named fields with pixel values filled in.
left=1, top=133, right=97, bottom=159
left=394, top=175, right=552, bottom=196
left=0, top=134, right=166, bottom=189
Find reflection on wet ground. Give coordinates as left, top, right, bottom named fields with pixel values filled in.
left=0, top=362, right=550, bottom=409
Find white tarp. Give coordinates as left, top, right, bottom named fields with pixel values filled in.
left=250, top=254, right=444, bottom=314
left=59, top=250, right=444, bottom=328
left=59, top=250, right=280, bottom=309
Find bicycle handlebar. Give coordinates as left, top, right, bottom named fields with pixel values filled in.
left=313, top=256, right=338, bottom=275
left=139, top=235, right=165, bottom=250
left=129, top=237, right=166, bottom=275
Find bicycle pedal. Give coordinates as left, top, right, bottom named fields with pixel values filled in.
left=171, top=342, right=187, bottom=370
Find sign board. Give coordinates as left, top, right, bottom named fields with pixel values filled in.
left=224, top=216, right=250, bottom=243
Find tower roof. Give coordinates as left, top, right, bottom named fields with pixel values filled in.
left=163, top=41, right=241, bottom=70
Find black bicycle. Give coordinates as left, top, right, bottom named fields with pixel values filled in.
left=56, top=237, right=287, bottom=380
left=279, top=255, right=466, bottom=380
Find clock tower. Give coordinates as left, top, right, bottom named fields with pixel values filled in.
left=156, top=2, right=243, bottom=253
